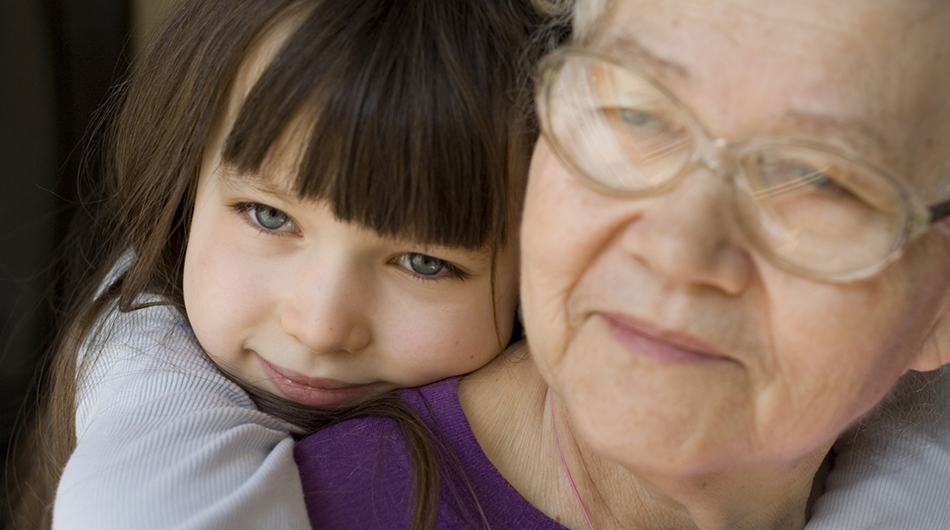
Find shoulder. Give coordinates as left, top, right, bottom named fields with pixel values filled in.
left=807, top=366, right=950, bottom=528
left=295, top=358, right=564, bottom=530
left=75, top=301, right=264, bottom=433
left=458, top=342, right=548, bottom=466
left=295, top=378, right=462, bottom=472
left=295, top=379, right=462, bottom=528
left=91, top=301, right=217, bottom=379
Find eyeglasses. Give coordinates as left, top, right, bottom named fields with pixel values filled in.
left=535, top=47, right=950, bottom=283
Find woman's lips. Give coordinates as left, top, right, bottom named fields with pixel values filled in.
left=600, top=312, right=735, bottom=365
left=256, top=356, right=385, bottom=408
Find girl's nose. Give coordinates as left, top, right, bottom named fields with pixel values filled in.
left=619, top=166, right=753, bottom=295
left=279, top=262, right=372, bottom=355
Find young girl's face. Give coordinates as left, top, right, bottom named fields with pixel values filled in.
left=183, top=158, right=519, bottom=407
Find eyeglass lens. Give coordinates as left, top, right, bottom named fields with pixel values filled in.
left=543, top=52, right=908, bottom=279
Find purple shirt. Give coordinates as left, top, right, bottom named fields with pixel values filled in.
left=295, top=378, right=569, bottom=529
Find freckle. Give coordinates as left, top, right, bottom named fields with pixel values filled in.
left=329, top=327, right=333, bottom=332
left=671, top=18, right=681, bottom=29
left=925, top=138, right=935, bottom=150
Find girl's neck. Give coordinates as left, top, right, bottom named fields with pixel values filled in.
left=459, top=347, right=830, bottom=530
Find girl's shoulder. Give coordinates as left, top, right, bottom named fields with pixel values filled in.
left=79, top=249, right=197, bottom=378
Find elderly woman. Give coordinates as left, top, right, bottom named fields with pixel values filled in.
left=296, top=0, right=950, bottom=528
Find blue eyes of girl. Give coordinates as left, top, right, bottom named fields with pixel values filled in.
left=229, top=202, right=466, bottom=280
left=393, top=253, right=464, bottom=279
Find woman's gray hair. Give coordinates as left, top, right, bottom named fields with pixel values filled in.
left=531, top=0, right=612, bottom=43
left=837, top=368, right=950, bottom=468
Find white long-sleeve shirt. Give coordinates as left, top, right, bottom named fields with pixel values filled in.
left=53, top=301, right=310, bottom=529
left=54, top=299, right=950, bottom=529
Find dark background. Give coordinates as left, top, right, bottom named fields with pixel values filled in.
left=0, top=0, right=131, bottom=514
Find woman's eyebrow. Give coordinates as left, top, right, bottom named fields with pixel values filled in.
left=599, top=34, right=691, bottom=82
left=783, top=109, right=889, bottom=158
left=597, top=37, right=888, bottom=158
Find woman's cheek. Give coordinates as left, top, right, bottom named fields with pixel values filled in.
left=521, top=151, right=600, bottom=373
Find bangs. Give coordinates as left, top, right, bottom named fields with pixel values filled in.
left=221, top=0, right=531, bottom=250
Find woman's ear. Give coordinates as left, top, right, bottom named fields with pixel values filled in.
left=910, top=226, right=950, bottom=372
left=910, top=303, right=950, bottom=372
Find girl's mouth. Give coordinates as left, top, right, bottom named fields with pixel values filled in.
left=256, top=355, right=387, bottom=408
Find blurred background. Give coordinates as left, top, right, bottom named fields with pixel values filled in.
left=0, top=0, right=181, bottom=519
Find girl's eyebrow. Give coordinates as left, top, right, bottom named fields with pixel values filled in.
left=215, top=166, right=301, bottom=204
left=383, top=233, right=495, bottom=263
left=213, top=167, right=498, bottom=261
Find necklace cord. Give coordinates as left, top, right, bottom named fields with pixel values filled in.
left=550, top=390, right=595, bottom=530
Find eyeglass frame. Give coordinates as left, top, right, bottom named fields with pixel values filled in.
left=534, top=46, right=950, bottom=283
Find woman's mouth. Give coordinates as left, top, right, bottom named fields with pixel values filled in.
left=256, top=356, right=386, bottom=408
left=600, top=313, right=735, bottom=365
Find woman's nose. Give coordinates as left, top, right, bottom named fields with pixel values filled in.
left=279, top=261, right=372, bottom=355
left=619, top=166, right=753, bottom=295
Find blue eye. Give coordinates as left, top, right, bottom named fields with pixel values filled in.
left=406, top=253, right=445, bottom=275
left=394, top=253, right=464, bottom=280
left=253, top=205, right=290, bottom=230
left=756, top=156, right=854, bottom=197
left=231, top=202, right=297, bottom=234
left=619, top=108, right=660, bottom=127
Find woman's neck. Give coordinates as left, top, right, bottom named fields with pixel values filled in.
left=459, top=346, right=830, bottom=530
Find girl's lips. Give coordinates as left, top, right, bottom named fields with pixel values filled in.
left=256, top=355, right=386, bottom=408
left=600, top=312, right=735, bottom=365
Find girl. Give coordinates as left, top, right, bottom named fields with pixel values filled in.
left=10, top=0, right=550, bottom=528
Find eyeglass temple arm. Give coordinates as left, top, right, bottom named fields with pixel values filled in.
left=929, top=200, right=950, bottom=224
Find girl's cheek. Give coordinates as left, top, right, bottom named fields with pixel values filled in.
left=398, top=298, right=501, bottom=383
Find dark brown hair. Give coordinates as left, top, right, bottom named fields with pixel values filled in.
left=7, top=0, right=550, bottom=528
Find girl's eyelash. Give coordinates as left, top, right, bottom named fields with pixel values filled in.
left=228, top=201, right=299, bottom=237
left=427, top=260, right=467, bottom=281
left=393, top=253, right=469, bottom=282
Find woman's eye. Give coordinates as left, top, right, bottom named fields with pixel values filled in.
left=395, top=253, right=462, bottom=279
left=618, top=108, right=660, bottom=128
left=790, top=165, right=830, bottom=185
left=755, top=154, right=840, bottom=192
left=785, top=165, right=851, bottom=195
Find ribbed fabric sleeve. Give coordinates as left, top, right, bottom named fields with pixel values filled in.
left=807, top=365, right=950, bottom=530
left=53, top=301, right=311, bottom=530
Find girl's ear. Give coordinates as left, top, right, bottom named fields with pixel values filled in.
left=909, top=303, right=950, bottom=372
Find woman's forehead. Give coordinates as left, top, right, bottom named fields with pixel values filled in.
left=596, top=0, right=950, bottom=192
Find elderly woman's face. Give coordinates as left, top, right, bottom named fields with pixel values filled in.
left=521, top=0, right=950, bottom=474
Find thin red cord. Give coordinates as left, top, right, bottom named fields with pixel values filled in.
left=550, top=390, right=595, bottom=530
